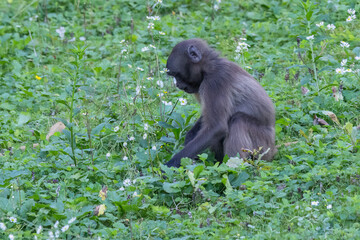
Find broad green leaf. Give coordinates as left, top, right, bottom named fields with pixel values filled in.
left=17, top=112, right=31, bottom=126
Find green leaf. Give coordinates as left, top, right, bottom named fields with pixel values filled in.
left=231, top=172, right=250, bottom=187
left=344, top=122, right=353, bottom=135
left=56, top=100, right=71, bottom=110
left=163, top=181, right=186, bottom=193
left=221, top=174, right=233, bottom=194
left=306, top=10, right=313, bottom=21
left=17, top=112, right=31, bottom=126
left=158, top=121, right=175, bottom=129
left=193, top=165, right=204, bottom=179
left=92, top=123, right=105, bottom=135
left=187, top=170, right=195, bottom=187
left=300, top=74, right=311, bottom=85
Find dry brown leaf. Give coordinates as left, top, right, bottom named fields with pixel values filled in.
left=33, top=143, right=40, bottom=148
left=313, top=114, right=329, bottom=126
left=20, top=146, right=26, bottom=151
left=301, top=86, right=309, bottom=95
left=94, top=204, right=106, bottom=216
left=99, top=186, right=108, bottom=201
left=332, top=86, right=343, bottom=101
left=46, top=122, right=66, bottom=141
left=322, top=111, right=340, bottom=125
left=283, top=141, right=298, bottom=147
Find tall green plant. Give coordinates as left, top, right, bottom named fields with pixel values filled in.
left=58, top=45, right=88, bottom=167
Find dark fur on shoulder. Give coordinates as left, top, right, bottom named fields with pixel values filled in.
left=165, top=39, right=276, bottom=167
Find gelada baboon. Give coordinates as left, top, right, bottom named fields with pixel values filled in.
left=165, top=39, right=276, bottom=168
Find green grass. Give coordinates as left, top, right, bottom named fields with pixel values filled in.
left=0, top=0, right=359, bottom=239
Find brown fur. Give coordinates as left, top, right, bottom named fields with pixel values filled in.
left=165, top=39, right=276, bottom=167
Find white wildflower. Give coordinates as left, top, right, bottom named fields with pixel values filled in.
left=68, top=217, right=76, bottom=224
left=68, top=37, right=76, bottom=42
left=345, top=68, right=352, bottom=73
left=123, top=179, right=132, bottom=187
left=56, top=27, right=65, bottom=39
left=355, top=56, right=360, bottom=60
left=54, top=221, right=59, bottom=228
left=327, top=204, right=332, bottom=209
left=326, top=24, right=336, bottom=30
left=61, top=225, right=69, bottom=232
left=123, top=156, right=128, bottom=160
left=0, top=222, right=6, bottom=231
left=341, top=59, right=347, bottom=66
left=114, top=126, right=120, bottom=132
left=235, top=41, right=250, bottom=52
left=144, top=123, right=149, bottom=131
left=157, top=80, right=164, bottom=88
left=346, top=15, right=354, bottom=22
left=9, top=234, right=14, bottom=240
left=149, top=44, right=156, bottom=49
left=129, top=136, right=135, bottom=141
left=173, top=77, right=177, bottom=84
left=152, top=146, right=156, bottom=150
left=141, top=46, right=149, bottom=52
left=162, top=101, right=172, bottom=106
left=316, top=22, right=324, bottom=27
left=106, top=152, right=111, bottom=158
left=9, top=217, right=17, bottom=223
left=214, top=4, right=219, bottom=11
left=119, top=187, right=125, bottom=191
left=133, top=191, right=140, bottom=197
left=148, top=22, right=154, bottom=29
left=147, top=77, right=154, bottom=80
left=335, top=68, right=345, bottom=75
left=137, top=67, right=144, bottom=71
left=163, top=68, right=169, bottom=73
left=147, top=16, right=160, bottom=21
left=311, top=201, right=319, bottom=206
left=143, top=133, right=147, bottom=139
left=36, top=225, right=42, bottom=234
left=136, top=86, right=141, bottom=95
left=157, top=92, right=164, bottom=97
left=123, top=142, right=127, bottom=147
left=226, top=157, right=244, bottom=168
left=306, top=35, right=314, bottom=40
left=348, top=9, right=355, bottom=15
left=121, top=49, right=127, bottom=54
left=159, top=31, right=166, bottom=35
left=120, top=39, right=126, bottom=44
left=247, top=224, right=255, bottom=229
left=48, top=231, right=54, bottom=239
left=179, top=98, right=187, bottom=105
left=128, top=64, right=132, bottom=68
left=79, top=36, right=86, bottom=41
left=55, top=230, right=60, bottom=238
left=340, top=41, right=350, bottom=48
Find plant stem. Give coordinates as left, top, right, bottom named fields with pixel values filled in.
left=306, top=13, right=319, bottom=91
left=69, top=56, right=79, bottom=166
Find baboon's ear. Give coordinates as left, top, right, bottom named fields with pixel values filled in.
left=187, top=45, right=202, bottom=63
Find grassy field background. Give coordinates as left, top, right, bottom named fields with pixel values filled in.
left=0, top=0, right=359, bottom=239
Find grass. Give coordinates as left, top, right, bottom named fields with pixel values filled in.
left=0, top=0, right=359, bottom=239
